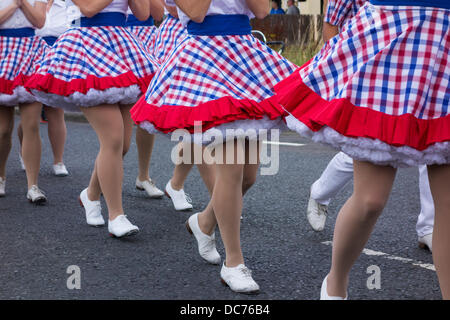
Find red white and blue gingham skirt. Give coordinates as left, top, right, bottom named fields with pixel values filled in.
left=26, top=26, right=159, bottom=111
left=131, top=33, right=297, bottom=144
left=0, top=35, right=48, bottom=106
left=128, top=25, right=158, bottom=56
left=275, top=3, right=450, bottom=167
left=152, top=15, right=187, bottom=65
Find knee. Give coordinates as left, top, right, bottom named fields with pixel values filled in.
left=102, top=133, right=124, bottom=154
left=357, top=195, right=387, bottom=220
left=0, top=125, right=13, bottom=140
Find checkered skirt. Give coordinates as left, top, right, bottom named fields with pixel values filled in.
left=275, top=3, right=450, bottom=167
left=128, top=25, right=158, bottom=56
left=26, top=26, right=159, bottom=111
left=152, top=15, right=187, bottom=64
left=0, top=35, right=48, bottom=106
left=131, top=33, right=297, bottom=144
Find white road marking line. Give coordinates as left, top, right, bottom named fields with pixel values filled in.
left=263, top=141, right=306, bottom=147
left=322, top=241, right=435, bottom=271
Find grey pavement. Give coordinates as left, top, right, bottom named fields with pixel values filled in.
left=0, top=116, right=440, bottom=299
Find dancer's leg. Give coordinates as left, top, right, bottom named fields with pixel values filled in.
left=81, top=104, right=125, bottom=219
left=428, top=164, right=450, bottom=299
left=326, top=160, right=396, bottom=297
left=0, top=107, right=15, bottom=179
left=44, top=106, right=66, bottom=164
left=136, top=126, right=155, bottom=181
left=19, top=102, right=43, bottom=188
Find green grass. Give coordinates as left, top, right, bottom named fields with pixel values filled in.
left=280, top=41, right=324, bottom=66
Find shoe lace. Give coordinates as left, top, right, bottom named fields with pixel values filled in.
left=318, top=203, right=328, bottom=216
left=185, top=193, right=192, bottom=204
left=239, top=266, right=253, bottom=279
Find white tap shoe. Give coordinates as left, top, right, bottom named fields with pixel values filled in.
left=306, top=196, right=328, bottom=232
left=165, top=180, right=193, bottom=211
left=27, top=185, right=47, bottom=204
left=53, top=162, right=69, bottom=177
left=320, top=275, right=347, bottom=300
left=79, top=188, right=105, bottom=227
left=0, top=177, right=5, bottom=197
left=186, top=213, right=221, bottom=265
left=136, top=178, right=164, bottom=198
left=220, top=263, right=260, bottom=294
left=108, top=215, right=139, bottom=238
left=418, top=233, right=433, bottom=252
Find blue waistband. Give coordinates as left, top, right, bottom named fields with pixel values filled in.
left=370, top=0, right=450, bottom=9
left=43, top=36, right=58, bottom=46
left=187, top=15, right=251, bottom=36
left=0, top=28, right=35, bottom=37
left=126, top=14, right=154, bottom=27
left=73, top=12, right=127, bottom=27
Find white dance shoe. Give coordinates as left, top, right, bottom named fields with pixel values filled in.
left=27, top=185, right=47, bottom=204
left=136, top=178, right=164, bottom=198
left=19, top=153, right=25, bottom=171
left=418, top=233, right=433, bottom=252
left=306, top=196, right=328, bottom=232
left=165, top=180, right=193, bottom=211
left=0, top=177, right=5, bottom=197
left=320, top=275, right=347, bottom=300
left=220, top=264, right=260, bottom=294
left=79, top=188, right=105, bottom=227
left=186, top=213, right=221, bottom=265
left=53, top=162, right=69, bottom=177
left=108, top=215, right=139, bottom=238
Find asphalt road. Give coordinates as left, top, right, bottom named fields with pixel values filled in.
left=0, top=117, right=440, bottom=300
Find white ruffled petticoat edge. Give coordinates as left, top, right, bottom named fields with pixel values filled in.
left=0, top=87, right=35, bottom=106
left=30, top=85, right=141, bottom=111
left=139, top=116, right=288, bottom=146
left=285, top=114, right=450, bottom=168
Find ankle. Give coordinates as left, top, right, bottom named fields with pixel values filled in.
left=198, top=212, right=216, bottom=236
left=87, top=188, right=101, bottom=202
left=326, top=272, right=349, bottom=297
left=138, top=173, right=149, bottom=182
left=225, top=253, right=244, bottom=268
left=170, top=179, right=183, bottom=191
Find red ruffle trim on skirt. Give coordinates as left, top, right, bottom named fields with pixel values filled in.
left=25, top=71, right=154, bottom=96
left=274, top=70, right=450, bottom=151
left=130, top=94, right=285, bottom=134
left=0, top=74, right=32, bottom=94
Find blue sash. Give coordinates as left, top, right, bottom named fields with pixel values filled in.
left=126, top=14, right=154, bottom=27
left=187, top=15, right=251, bottom=36
left=0, top=28, right=35, bottom=37
left=73, top=12, right=127, bottom=27
left=43, top=36, right=58, bottom=46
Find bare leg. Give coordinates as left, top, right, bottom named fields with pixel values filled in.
left=171, top=142, right=194, bottom=191
left=81, top=104, right=125, bottom=220
left=0, top=107, right=15, bottom=179
left=212, top=140, right=245, bottom=267
left=327, top=160, right=396, bottom=297
left=136, top=127, right=155, bottom=181
left=428, top=164, right=450, bottom=299
left=19, top=102, right=43, bottom=188
left=17, top=122, right=23, bottom=151
left=44, top=106, right=66, bottom=164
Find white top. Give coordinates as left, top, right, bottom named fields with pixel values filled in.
left=66, top=0, right=128, bottom=17
left=0, top=0, right=48, bottom=29
left=36, top=0, right=68, bottom=37
left=178, top=0, right=255, bottom=27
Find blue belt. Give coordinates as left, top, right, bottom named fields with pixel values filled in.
left=72, top=12, right=127, bottom=27
left=126, top=14, right=154, bottom=27
left=370, top=0, right=450, bottom=9
left=43, top=36, right=58, bottom=46
left=0, top=28, right=35, bottom=37
left=187, top=15, right=251, bottom=36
